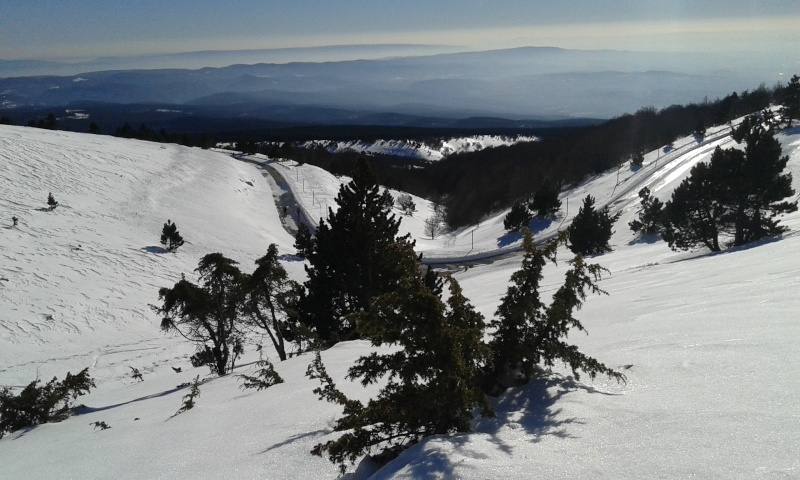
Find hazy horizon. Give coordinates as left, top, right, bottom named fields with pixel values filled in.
left=2, top=1, right=797, bottom=68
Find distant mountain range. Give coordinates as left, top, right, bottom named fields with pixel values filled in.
left=0, top=46, right=789, bottom=128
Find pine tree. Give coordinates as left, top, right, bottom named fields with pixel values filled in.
left=240, top=244, right=299, bottom=361
left=503, top=201, right=532, bottom=232
left=0, top=368, right=95, bottom=438
left=487, top=229, right=624, bottom=394
left=308, top=242, right=492, bottom=472
left=567, top=195, right=620, bottom=255
left=629, top=149, right=645, bottom=169
left=154, top=253, right=244, bottom=375
left=237, top=353, right=283, bottom=391
left=628, top=187, right=665, bottom=235
left=663, top=124, right=796, bottom=251
left=47, top=192, right=58, bottom=210
left=294, top=223, right=313, bottom=258
left=727, top=124, right=797, bottom=245
left=530, top=178, right=562, bottom=217
left=300, top=158, right=413, bottom=345
left=160, top=220, right=184, bottom=252
left=782, top=74, right=800, bottom=126
left=662, top=161, right=725, bottom=251
left=175, top=376, right=201, bottom=415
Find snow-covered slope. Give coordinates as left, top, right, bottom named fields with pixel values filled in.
left=1, top=123, right=799, bottom=479
left=298, top=134, right=538, bottom=161
left=0, top=126, right=297, bottom=387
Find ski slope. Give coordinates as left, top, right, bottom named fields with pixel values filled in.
left=1, top=122, right=799, bottom=479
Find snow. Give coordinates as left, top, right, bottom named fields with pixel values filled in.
left=1, top=121, right=800, bottom=479
left=298, top=135, right=539, bottom=162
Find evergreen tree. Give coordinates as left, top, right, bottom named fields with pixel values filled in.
left=308, top=242, right=492, bottom=471
left=503, top=201, right=532, bottom=232
left=175, top=376, right=201, bottom=415
left=628, top=187, right=665, bottom=235
left=782, top=74, right=800, bottom=126
left=530, top=178, right=562, bottom=217
left=237, top=353, right=284, bottom=391
left=629, top=149, right=645, bottom=169
left=299, top=158, right=413, bottom=345
left=503, top=202, right=533, bottom=232
left=694, top=118, right=706, bottom=138
left=663, top=124, right=796, bottom=251
left=240, top=244, right=299, bottom=361
left=293, top=222, right=313, bottom=259
left=160, top=219, right=185, bottom=252
left=662, top=161, right=725, bottom=251
left=154, top=254, right=244, bottom=375
left=0, top=368, right=95, bottom=438
left=567, top=195, right=620, bottom=255
left=721, top=125, right=796, bottom=245
left=487, top=230, right=624, bottom=394
left=47, top=192, right=58, bottom=210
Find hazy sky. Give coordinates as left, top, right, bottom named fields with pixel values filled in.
left=2, top=0, right=799, bottom=60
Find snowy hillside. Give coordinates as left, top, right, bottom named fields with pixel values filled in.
left=298, top=134, right=538, bottom=161
left=1, top=123, right=799, bottom=479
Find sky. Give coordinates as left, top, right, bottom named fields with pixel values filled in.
left=1, top=0, right=799, bottom=61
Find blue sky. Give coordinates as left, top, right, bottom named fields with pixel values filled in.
left=2, top=0, right=799, bottom=60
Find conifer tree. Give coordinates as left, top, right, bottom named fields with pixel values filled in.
left=487, top=229, right=624, bottom=393
left=530, top=178, right=562, bottom=217
left=293, top=222, right=313, bottom=258
left=727, top=124, right=797, bottom=245
left=237, top=353, right=283, bottom=391
left=240, top=244, right=299, bottom=361
left=663, top=123, right=796, bottom=251
left=629, top=187, right=665, bottom=235
left=503, top=201, right=532, bottom=232
left=629, top=149, right=645, bottom=168
left=567, top=195, right=620, bottom=255
left=782, top=74, right=800, bottom=126
left=307, top=242, right=492, bottom=472
left=0, top=368, right=95, bottom=438
left=662, top=161, right=725, bottom=251
left=154, top=253, right=244, bottom=375
left=300, top=157, right=413, bottom=344
left=47, top=192, right=58, bottom=210
left=160, top=220, right=184, bottom=252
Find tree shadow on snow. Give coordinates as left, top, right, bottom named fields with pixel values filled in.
left=473, top=372, right=617, bottom=455
left=141, top=245, right=169, bottom=254
left=258, top=428, right=332, bottom=454
left=74, top=385, right=188, bottom=415
left=496, top=231, right=522, bottom=248
left=627, top=233, right=663, bottom=246
left=371, top=435, right=483, bottom=480
left=497, top=217, right=557, bottom=248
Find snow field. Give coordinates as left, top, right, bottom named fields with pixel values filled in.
left=0, top=121, right=799, bottom=478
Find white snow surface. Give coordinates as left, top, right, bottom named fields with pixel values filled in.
left=1, top=122, right=800, bottom=479
left=298, top=135, right=539, bottom=162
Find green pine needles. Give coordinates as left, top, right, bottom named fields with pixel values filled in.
left=307, top=232, right=624, bottom=472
